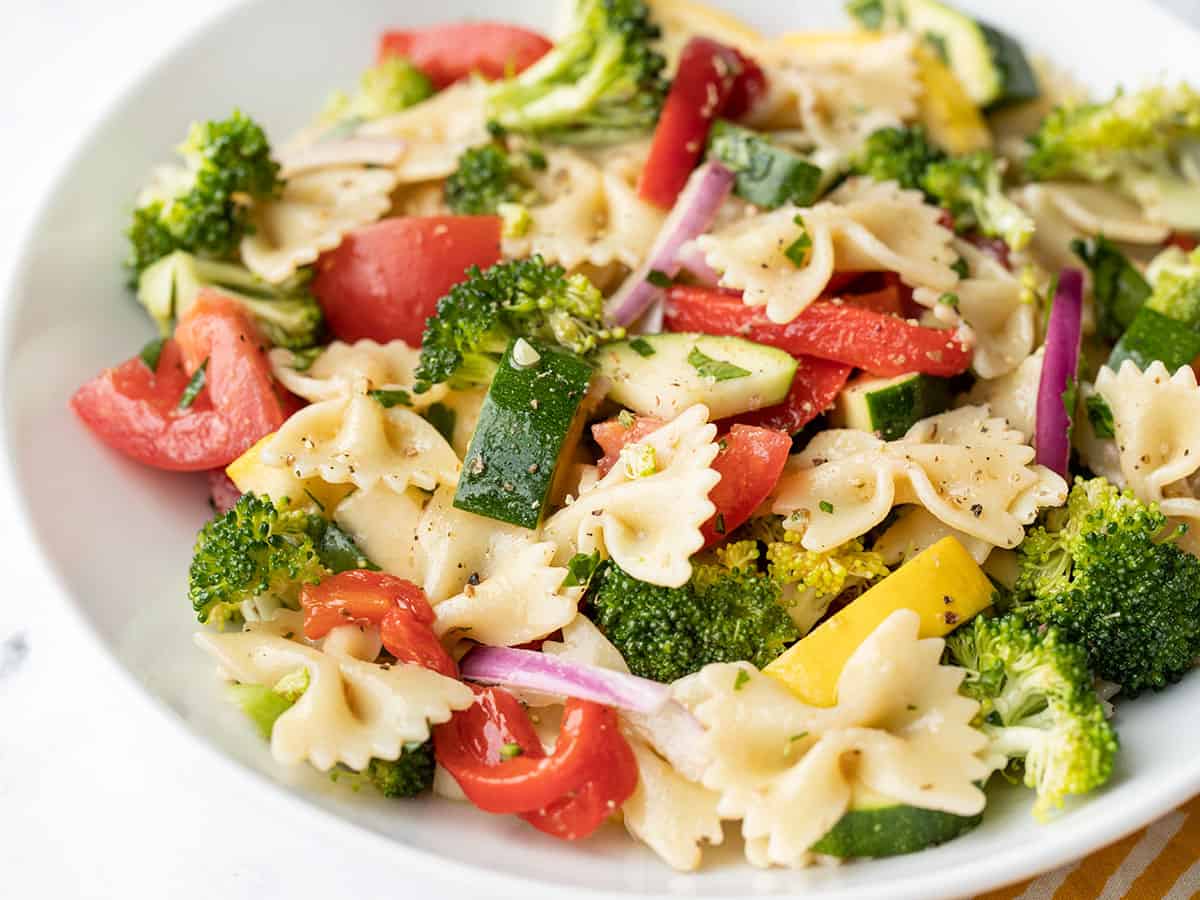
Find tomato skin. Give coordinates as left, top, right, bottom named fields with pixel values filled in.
left=72, top=295, right=286, bottom=471
left=378, top=23, right=552, bottom=89
left=1168, top=231, right=1199, bottom=252
left=723, top=49, right=768, bottom=119
left=638, top=37, right=743, bottom=209
left=301, top=571, right=456, bottom=676
left=592, top=416, right=666, bottom=478
left=701, top=425, right=791, bottom=547
left=312, top=216, right=502, bottom=346
left=435, top=693, right=630, bottom=817
left=664, top=285, right=972, bottom=377
left=726, top=355, right=852, bottom=434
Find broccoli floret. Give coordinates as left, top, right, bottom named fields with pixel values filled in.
left=229, top=667, right=311, bottom=738
left=1014, top=477, right=1200, bottom=694
left=189, top=493, right=326, bottom=628
left=414, top=256, right=624, bottom=391
left=1026, top=84, right=1200, bottom=230
left=854, top=126, right=1033, bottom=249
left=126, top=111, right=282, bottom=280
left=853, top=125, right=944, bottom=192
left=362, top=743, right=436, bottom=798
left=320, top=57, right=434, bottom=127
left=945, top=614, right=1118, bottom=819
left=923, top=151, right=1035, bottom=251
left=444, top=143, right=543, bottom=215
left=138, top=250, right=323, bottom=349
left=585, top=561, right=800, bottom=683
left=486, top=0, right=668, bottom=144
left=1142, top=245, right=1200, bottom=322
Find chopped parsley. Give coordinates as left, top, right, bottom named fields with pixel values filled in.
left=139, top=337, right=165, bottom=372
left=628, top=337, right=657, bottom=358
left=562, top=551, right=602, bottom=588
left=688, top=346, right=751, bottom=381
left=784, top=215, right=813, bottom=267
left=424, top=403, right=457, bottom=445
left=178, top=359, right=208, bottom=410
left=646, top=269, right=673, bottom=289
left=819, top=500, right=835, bottom=514
left=369, top=388, right=413, bottom=409
left=1086, top=394, right=1116, bottom=438
left=733, top=669, right=750, bottom=691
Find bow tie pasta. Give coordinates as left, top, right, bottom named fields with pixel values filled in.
left=774, top=406, right=1067, bottom=552
left=195, top=631, right=472, bottom=771
left=270, top=339, right=446, bottom=408
left=542, top=404, right=720, bottom=588
left=677, top=609, right=988, bottom=869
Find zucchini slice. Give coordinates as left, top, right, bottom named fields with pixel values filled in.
left=831, top=372, right=950, bottom=440
left=595, top=332, right=798, bottom=421
left=453, top=339, right=595, bottom=529
left=1109, top=307, right=1200, bottom=372
left=812, top=787, right=981, bottom=858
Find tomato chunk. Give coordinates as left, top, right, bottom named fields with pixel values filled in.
left=378, top=23, right=552, bottom=89
left=71, top=295, right=286, bottom=471
left=727, top=355, right=852, bottom=434
left=435, top=690, right=634, bottom=830
left=592, top=416, right=666, bottom=478
left=313, top=216, right=502, bottom=346
left=301, top=571, right=456, bottom=677
left=664, top=285, right=972, bottom=377
left=638, top=37, right=744, bottom=209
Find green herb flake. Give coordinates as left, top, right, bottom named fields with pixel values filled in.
left=819, top=500, right=835, bottom=514
left=733, top=670, right=750, bottom=691
left=618, top=409, right=636, bottom=429
left=424, top=403, right=457, bottom=445
left=369, top=388, right=413, bottom=409
left=784, top=216, right=813, bottom=267
left=688, top=346, right=751, bottom=382
left=139, top=337, right=165, bottom=372
left=951, top=256, right=969, bottom=280
left=714, top=513, right=727, bottom=535
left=646, top=270, right=673, bottom=289
left=938, top=292, right=960, bottom=309
left=629, top=337, right=657, bottom=358
left=1061, top=376, right=1078, bottom=426
left=1086, top=394, right=1116, bottom=438
left=177, top=359, right=208, bottom=410
left=500, top=742, right=524, bottom=760
left=562, top=551, right=602, bottom=588
left=788, top=731, right=809, bottom=743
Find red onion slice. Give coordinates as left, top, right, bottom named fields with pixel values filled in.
left=606, top=161, right=735, bottom=327
left=1035, top=268, right=1084, bottom=477
left=460, top=645, right=673, bottom=714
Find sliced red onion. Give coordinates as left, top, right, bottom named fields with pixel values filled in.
left=1035, top=268, right=1084, bottom=477
left=606, top=161, right=735, bottom=327
left=675, top=239, right=721, bottom=286
left=207, top=469, right=242, bottom=514
left=460, top=645, right=673, bottom=715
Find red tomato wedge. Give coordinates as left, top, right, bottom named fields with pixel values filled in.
left=301, top=571, right=456, bottom=677
left=724, top=49, right=768, bottom=119
left=71, top=295, right=286, bottom=471
left=313, top=216, right=502, bottom=346
left=664, top=285, right=972, bottom=377
left=435, top=690, right=636, bottom=832
left=592, top=417, right=790, bottom=547
left=727, top=355, right=852, bottom=434
left=378, top=23, right=552, bottom=89
left=638, top=38, right=744, bottom=209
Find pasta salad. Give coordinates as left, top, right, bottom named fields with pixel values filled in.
left=69, top=0, right=1200, bottom=872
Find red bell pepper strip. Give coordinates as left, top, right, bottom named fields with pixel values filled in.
left=377, top=23, right=552, bottom=89
left=727, top=355, right=852, bottom=435
left=664, top=285, right=973, bottom=377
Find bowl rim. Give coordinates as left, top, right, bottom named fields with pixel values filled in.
left=5, top=1, right=1200, bottom=896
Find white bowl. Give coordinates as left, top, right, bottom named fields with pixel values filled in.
left=5, top=0, right=1200, bottom=896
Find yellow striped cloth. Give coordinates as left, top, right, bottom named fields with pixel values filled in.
left=977, top=796, right=1200, bottom=899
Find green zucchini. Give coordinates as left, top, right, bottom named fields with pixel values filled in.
left=811, top=788, right=981, bottom=858
left=595, top=332, right=797, bottom=421
left=707, top=120, right=823, bottom=209
left=831, top=372, right=950, bottom=440
left=848, top=0, right=1038, bottom=108
left=1109, top=307, right=1200, bottom=372
left=453, top=338, right=594, bottom=529
left=1072, top=236, right=1151, bottom=341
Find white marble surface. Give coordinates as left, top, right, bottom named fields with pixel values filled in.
left=2, top=2, right=1199, bottom=898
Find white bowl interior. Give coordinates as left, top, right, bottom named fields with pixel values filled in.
left=6, top=0, right=1200, bottom=896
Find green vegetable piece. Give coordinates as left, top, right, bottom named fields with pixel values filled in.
left=687, top=346, right=752, bottom=381
left=424, top=402, right=458, bottom=446
left=310, top=519, right=379, bottom=574
left=139, top=337, right=165, bottom=372
left=706, top=120, right=823, bottom=209
left=562, top=551, right=602, bottom=588
left=811, top=798, right=981, bottom=857
left=628, top=337, right=656, bottom=358
left=1109, top=307, right=1200, bottom=372
left=228, top=683, right=297, bottom=739
left=178, top=359, right=208, bottom=409
left=320, top=56, right=434, bottom=126
left=445, top=144, right=539, bottom=215
left=1085, top=394, right=1115, bottom=439
left=1072, top=236, right=1151, bottom=340
left=369, top=389, right=412, bottom=408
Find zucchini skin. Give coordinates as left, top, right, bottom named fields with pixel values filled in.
left=453, top=340, right=593, bottom=529
left=811, top=805, right=982, bottom=858
left=980, top=22, right=1039, bottom=107
left=1109, top=307, right=1200, bottom=372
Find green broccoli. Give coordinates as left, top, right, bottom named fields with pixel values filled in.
left=1014, top=477, right=1200, bottom=694
left=945, top=614, right=1118, bottom=819
left=585, top=561, right=800, bottom=683
left=1026, top=84, right=1200, bottom=230
left=486, top=0, right=668, bottom=144
left=229, top=664, right=435, bottom=798
left=127, top=111, right=282, bottom=280
left=320, top=56, right=434, bottom=129
left=137, top=250, right=323, bottom=349
left=444, top=143, right=544, bottom=215
left=414, top=256, right=624, bottom=391
left=1142, top=246, right=1200, bottom=321
left=853, top=126, right=1034, bottom=250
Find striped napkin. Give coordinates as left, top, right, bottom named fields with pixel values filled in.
left=977, top=795, right=1200, bottom=899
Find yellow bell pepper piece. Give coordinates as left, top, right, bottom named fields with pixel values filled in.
left=913, top=44, right=992, bottom=155
left=226, top=435, right=352, bottom=514
left=765, top=537, right=995, bottom=706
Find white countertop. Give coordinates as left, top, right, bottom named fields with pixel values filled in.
left=3, top=3, right=1199, bottom=898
